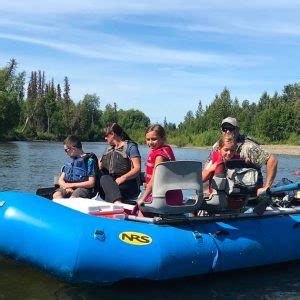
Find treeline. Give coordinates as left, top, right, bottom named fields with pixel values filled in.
left=0, top=59, right=150, bottom=142
left=170, top=86, right=300, bottom=146
left=0, top=59, right=299, bottom=146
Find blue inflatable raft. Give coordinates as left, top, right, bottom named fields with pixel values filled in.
left=1, top=190, right=300, bottom=284
left=0, top=161, right=299, bottom=284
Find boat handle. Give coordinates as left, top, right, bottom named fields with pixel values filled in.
left=94, top=230, right=105, bottom=241
left=293, top=222, right=300, bottom=228
left=213, top=229, right=229, bottom=237
left=193, top=231, right=202, bottom=239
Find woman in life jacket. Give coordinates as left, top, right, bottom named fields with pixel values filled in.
left=202, top=134, right=239, bottom=212
left=135, top=124, right=183, bottom=215
left=99, top=123, right=141, bottom=204
left=53, top=135, right=98, bottom=199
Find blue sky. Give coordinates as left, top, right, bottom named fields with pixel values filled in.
left=1, top=1, right=300, bottom=124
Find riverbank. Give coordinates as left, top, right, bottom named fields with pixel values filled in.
left=261, top=145, right=300, bottom=156
left=185, top=144, right=300, bottom=156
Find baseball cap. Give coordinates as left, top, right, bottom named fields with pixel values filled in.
left=221, top=117, right=239, bottom=128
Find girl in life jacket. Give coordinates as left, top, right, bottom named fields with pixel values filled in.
left=202, top=134, right=240, bottom=212
left=136, top=124, right=183, bottom=214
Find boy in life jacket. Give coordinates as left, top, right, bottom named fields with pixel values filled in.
left=136, top=124, right=183, bottom=213
left=53, top=135, right=98, bottom=199
left=202, top=134, right=239, bottom=212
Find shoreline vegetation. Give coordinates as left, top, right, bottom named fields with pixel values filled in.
left=0, top=59, right=299, bottom=149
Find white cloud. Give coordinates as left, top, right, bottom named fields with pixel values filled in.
left=1, top=0, right=300, bottom=16
left=1, top=0, right=300, bottom=124
left=0, top=32, right=266, bottom=67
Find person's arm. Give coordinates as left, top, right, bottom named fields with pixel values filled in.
left=257, top=154, right=278, bottom=195
left=62, top=177, right=96, bottom=189
left=205, top=141, right=219, bottom=164
left=115, top=157, right=141, bottom=185
left=137, top=155, right=165, bottom=205
left=57, top=172, right=67, bottom=187
left=202, top=160, right=217, bottom=182
left=62, top=156, right=97, bottom=189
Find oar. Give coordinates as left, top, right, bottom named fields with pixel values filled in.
left=36, top=187, right=57, bottom=199
left=252, top=181, right=300, bottom=215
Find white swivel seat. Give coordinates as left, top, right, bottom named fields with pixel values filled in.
left=140, top=160, right=203, bottom=215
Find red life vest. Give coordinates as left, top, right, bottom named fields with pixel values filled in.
left=145, top=145, right=183, bottom=206
left=145, top=145, right=175, bottom=184
left=208, top=151, right=240, bottom=192
left=209, top=151, right=246, bottom=210
left=208, top=151, right=225, bottom=193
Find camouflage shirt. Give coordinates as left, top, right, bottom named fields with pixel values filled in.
left=238, top=138, right=270, bottom=169
left=207, top=135, right=270, bottom=169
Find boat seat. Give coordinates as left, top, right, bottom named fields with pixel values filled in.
left=140, top=160, right=203, bottom=215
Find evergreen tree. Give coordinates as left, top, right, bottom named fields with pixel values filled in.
left=44, top=80, right=57, bottom=133
left=56, top=84, right=62, bottom=100
left=102, top=103, right=119, bottom=125
left=0, top=59, right=22, bottom=137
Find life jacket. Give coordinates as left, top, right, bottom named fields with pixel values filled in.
left=101, top=140, right=133, bottom=177
left=64, top=152, right=97, bottom=184
left=145, top=145, right=175, bottom=184
left=210, top=152, right=259, bottom=210
left=208, top=151, right=226, bottom=194
left=145, top=145, right=183, bottom=206
left=225, top=159, right=261, bottom=196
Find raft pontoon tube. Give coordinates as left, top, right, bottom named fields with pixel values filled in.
left=0, top=161, right=300, bottom=284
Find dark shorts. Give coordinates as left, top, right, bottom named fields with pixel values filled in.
left=99, top=175, right=140, bottom=203
left=55, top=187, right=94, bottom=198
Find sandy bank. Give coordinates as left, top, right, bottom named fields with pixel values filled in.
left=184, top=145, right=300, bottom=156
left=260, top=145, right=300, bottom=156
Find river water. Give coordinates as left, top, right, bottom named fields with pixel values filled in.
left=0, top=141, right=300, bottom=299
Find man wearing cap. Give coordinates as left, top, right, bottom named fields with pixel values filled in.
left=207, top=117, right=278, bottom=196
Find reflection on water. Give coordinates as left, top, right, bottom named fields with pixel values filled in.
left=0, top=141, right=300, bottom=299
left=2, top=255, right=300, bottom=300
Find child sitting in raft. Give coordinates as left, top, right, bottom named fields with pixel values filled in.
left=201, top=134, right=239, bottom=212
left=53, top=135, right=98, bottom=199
left=134, top=124, right=183, bottom=215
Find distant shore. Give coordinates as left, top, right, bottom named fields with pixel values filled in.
left=185, top=144, right=300, bottom=156
left=260, top=145, right=300, bottom=156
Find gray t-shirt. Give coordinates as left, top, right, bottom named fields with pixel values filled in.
left=126, top=141, right=141, bottom=159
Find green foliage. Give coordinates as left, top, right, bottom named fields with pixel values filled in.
left=177, top=85, right=299, bottom=145
left=118, top=109, right=150, bottom=131
left=168, top=134, right=191, bottom=147
left=287, top=132, right=300, bottom=145
left=127, top=129, right=146, bottom=144
left=0, top=59, right=299, bottom=147
left=0, top=59, right=23, bottom=138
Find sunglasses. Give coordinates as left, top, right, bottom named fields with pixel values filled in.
left=64, top=146, right=75, bottom=153
left=221, top=126, right=235, bottom=133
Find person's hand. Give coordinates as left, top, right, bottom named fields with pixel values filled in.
left=115, top=176, right=126, bottom=185
left=209, top=162, right=218, bottom=172
left=244, top=156, right=251, bottom=164
left=61, top=182, right=72, bottom=189
left=137, top=198, right=144, bottom=206
left=257, top=186, right=268, bottom=196
left=64, top=188, right=74, bottom=194
left=131, top=204, right=139, bottom=215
